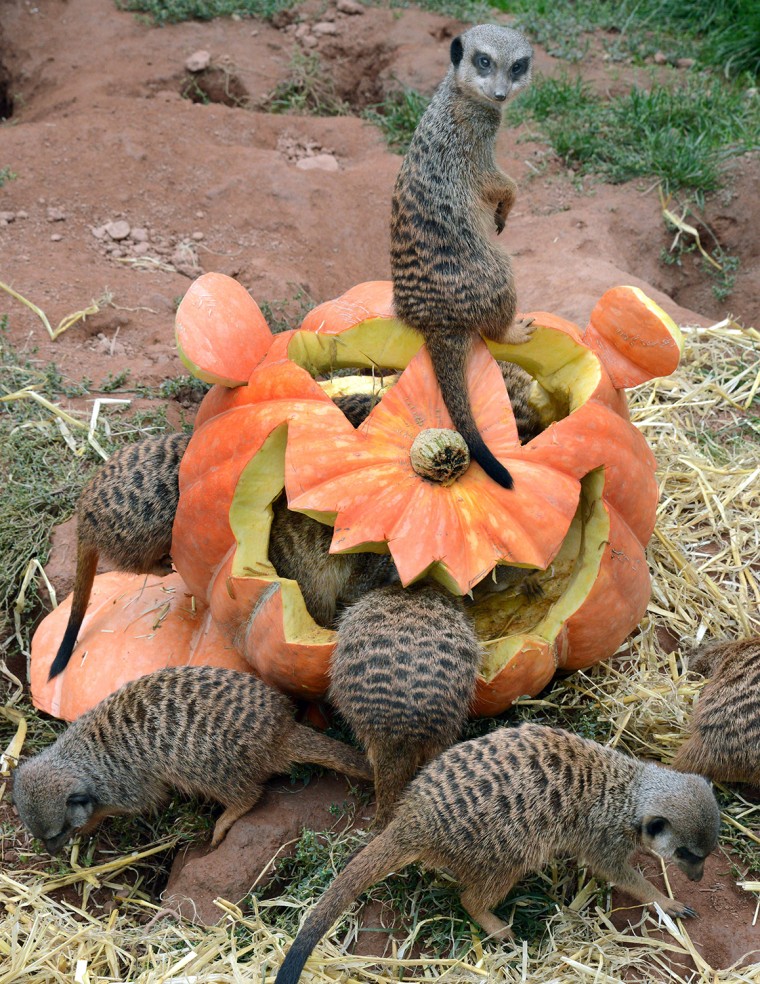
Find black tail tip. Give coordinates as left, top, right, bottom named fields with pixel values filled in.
left=47, top=625, right=79, bottom=680
left=470, top=444, right=514, bottom=489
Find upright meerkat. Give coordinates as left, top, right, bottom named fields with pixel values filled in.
left=275, top=723, right=720, bottom=983
left=329, top=583, right=481, bottom=827
left=391, top=24, right=535, bottom=489
left=13, top=666, right=373, bottom=853
left=48, top=432, right=191, bottom=680
left=672, top=636, right=760, bottom=785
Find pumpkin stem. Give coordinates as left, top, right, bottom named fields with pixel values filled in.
left=410, top=428, right=470, bottom=485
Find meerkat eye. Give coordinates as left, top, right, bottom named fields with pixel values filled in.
left=476, top=54, right=492, bottom=71
left=511, top=57, right=530, bottom=78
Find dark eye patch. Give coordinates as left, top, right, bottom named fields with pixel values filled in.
left=475, top=53, right=492, bottom=71
left=511, top=57, right=530, bottom=78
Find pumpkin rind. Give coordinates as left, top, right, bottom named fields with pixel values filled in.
left=31, top=571, right=248, bottom=722
left=175, top=272, right=273, bottom=386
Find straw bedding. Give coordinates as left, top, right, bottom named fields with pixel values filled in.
left=1, top=318, right=758, bottom=983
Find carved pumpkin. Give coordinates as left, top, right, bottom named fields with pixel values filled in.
left=30, top=275, right=682, bottom=720
left=170, top=275, right=682, bottom=714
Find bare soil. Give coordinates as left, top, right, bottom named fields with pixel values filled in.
left=1, top=0, right=758, bottom=975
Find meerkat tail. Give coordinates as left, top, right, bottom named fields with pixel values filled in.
left=286, top=724, right=374, bottom=782
left=48, top=541, right=99, bottom=680
left=275, top=824, right=417, bottom=984
left=426, top=333, right=514, bottom=490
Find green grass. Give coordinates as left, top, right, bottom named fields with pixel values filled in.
left=505, top=0, right=760, bottom=76
left=0, top=166, right=16, bottom=188
left=0, top=319, right=170, bottom=648
left=259, top=287, right=316, bottom=334
left=363, top=88, right=430, bottom=154
left=115, top=0, right=295, bottom=24
left=510, top=71, right=760, bottom=193
left=265, top=51, right=349, bottom=117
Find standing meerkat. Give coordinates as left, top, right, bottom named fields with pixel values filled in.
left=12, top=666, right=373, bottom=853
left=275, top=723, right=721, bottom=983
left=391, top=24, right=535, bottom=490
left=672, top=636, right=760, bottom=785
left=48, top=432, right=191, bottom=680
left=329, top=583, right=481, bottom=827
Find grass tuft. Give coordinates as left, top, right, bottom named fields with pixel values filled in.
left=512, top=72, right=760, bottom=193
left=115, top=0, right=295, bottom=24
left=264, top=51, right=349, bottom=117
left=363, top=88, right=430, bottom=153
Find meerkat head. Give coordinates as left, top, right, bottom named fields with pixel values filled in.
left=12, top=753, right=98, bottom=855
left=638, top=767, right=721, bottom=882
left=450, top=24, right=532, bottom=107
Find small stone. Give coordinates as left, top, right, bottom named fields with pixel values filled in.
left=16, top=210, right=28, bottom=219
left=47, top=206, right=66, bottom=222
left=130, top=226, right=149, bottom=242
left=195, top=210, right=204, bottom=219
left=105, top=220, right=131, bottom=241
left=91, top=225, right=107, bottom=239
left=191, top=231, right=204, bottom=241
left=676, top=57, right=695, bottom=69
left=294, top=23, right=311, bottom=39
left=296, top=153, right=339, bottom=172
left=0, top=211, right=15, bottom=222
left=185, top=50, right=211, bottom=73
left=133, top=241, right=150, bottom=255
left=337, top=0, right=365, bottom=13
left=301, top=35, right=318, bottom=48
left=653, top=51, right=668, bottom=64
left=312, top=21, right=338, bottom=35
left=50, top=233, right=63, bottom=242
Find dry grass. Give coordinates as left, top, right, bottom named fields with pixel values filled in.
left=1, top=318, right=759, bottom=982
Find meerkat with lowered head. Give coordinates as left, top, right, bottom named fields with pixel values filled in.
left=329, top=583, right=481, bottom=827
left=275, top=723, right=720, bottom=983
left=269, top=392, right=398, bottom=627
left=391, top=24, right=535, bottom=490
left=48, top=432, right=190, bottom=680
left=672, top=636, right=760, bottom=785
left=13, top=666, right=372, bottom=853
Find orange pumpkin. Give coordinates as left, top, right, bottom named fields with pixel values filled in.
left=31, top=572, right=248, bottom=721
left=169, top=275, right=681, bottom=714
left=30, top=276, right=681, bottom=720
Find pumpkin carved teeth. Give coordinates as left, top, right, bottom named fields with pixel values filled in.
left=409, top=428, right=470, bottom=485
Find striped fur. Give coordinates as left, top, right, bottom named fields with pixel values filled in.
left=330, top=583, right=481, bottom=827
left=391, top=25, right=534, bottom=489
left=13, top=666, right=372, bottom=853
left=673, top=636, right=760, bottom=784
left=275, top=724, right=720, bottom=984
left=48, top=432, right=191, bottom=680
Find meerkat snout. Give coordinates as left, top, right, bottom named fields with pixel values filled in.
left=12, top=758, right=96, bottom=854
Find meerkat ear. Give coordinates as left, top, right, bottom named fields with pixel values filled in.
left=451, top=36, right=464, bottom=66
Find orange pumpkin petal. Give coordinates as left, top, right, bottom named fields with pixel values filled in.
left=583, top=286, right=683, bottom=388
left=175, top=272, right=273, bottom=387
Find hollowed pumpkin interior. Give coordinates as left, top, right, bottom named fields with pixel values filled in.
left=225, top=356, right=604, bottom=691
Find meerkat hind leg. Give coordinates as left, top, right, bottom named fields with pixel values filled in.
left=211, top=786, right=265, bottom=847
left=460, top=884, right=515, bottom=942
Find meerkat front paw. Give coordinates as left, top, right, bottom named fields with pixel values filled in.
left=659, top=899, right=697, bottom=919
left=506, top=317, right=536, bottom=345
left=495, top=201, right=508, bottom=234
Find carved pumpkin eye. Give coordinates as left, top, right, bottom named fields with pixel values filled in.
left=476, top=54, right=491, bottom=71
